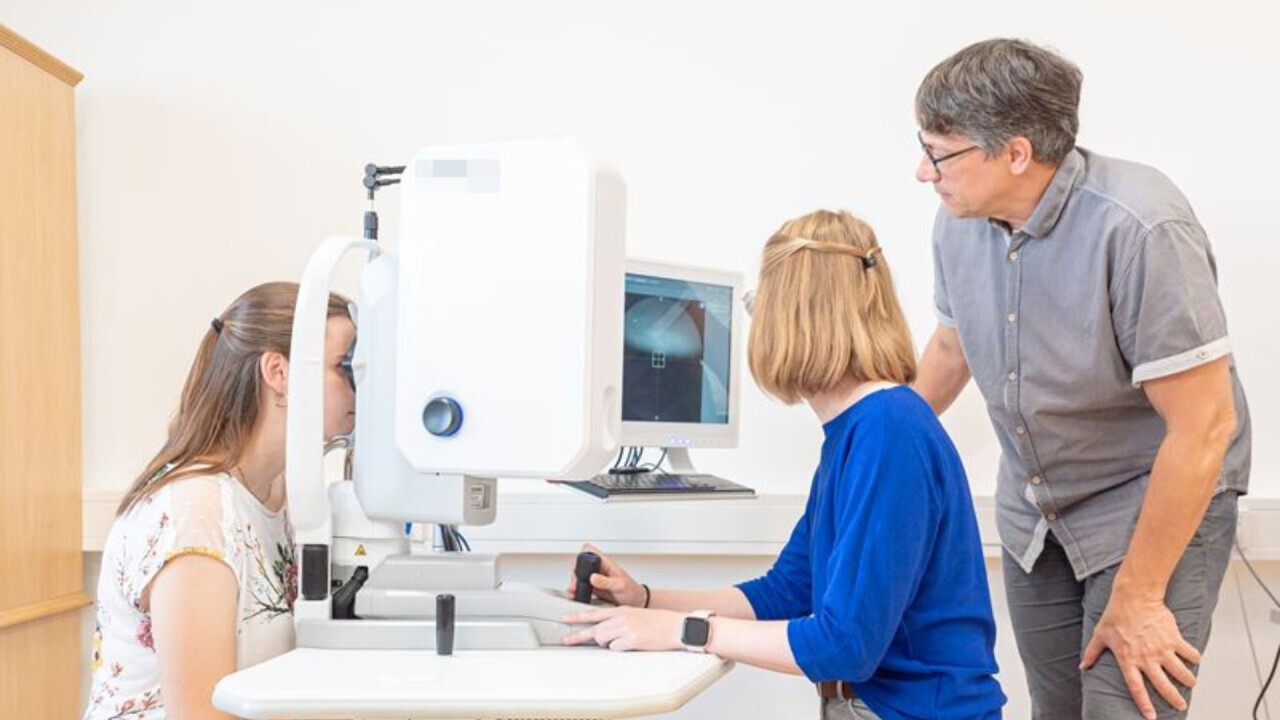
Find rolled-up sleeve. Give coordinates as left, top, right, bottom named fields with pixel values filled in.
left=1112, top=220, right=1231, bottom=386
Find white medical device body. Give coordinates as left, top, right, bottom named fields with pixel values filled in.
left=284, top=138, right=626, bottom=643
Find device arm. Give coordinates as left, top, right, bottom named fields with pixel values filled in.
left=286, top=235, right=380, bottom=535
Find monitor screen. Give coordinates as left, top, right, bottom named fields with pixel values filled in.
left=622, top=272, right=733, bottom=426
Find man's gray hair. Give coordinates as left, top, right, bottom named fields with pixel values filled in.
left=916, top=38, right=1083, bottom=165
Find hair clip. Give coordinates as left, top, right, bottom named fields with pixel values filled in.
left=211, top=317, right=224, bottom=333
left=861, top=247, right=881, bottom=269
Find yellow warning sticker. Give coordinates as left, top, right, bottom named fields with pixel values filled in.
left=355, top=544, right=367, bottom=556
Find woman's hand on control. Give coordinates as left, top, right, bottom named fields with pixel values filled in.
left=561, top=606, right=683, bottom=651
left=567, top=543, right=647, bottom=607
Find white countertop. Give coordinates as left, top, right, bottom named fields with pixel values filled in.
left=213, top=646, right=731, bottom=719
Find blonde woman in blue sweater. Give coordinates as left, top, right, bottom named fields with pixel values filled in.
left=564, top=210, right=1005, bottom=720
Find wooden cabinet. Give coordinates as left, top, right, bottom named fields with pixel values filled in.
left=0, top=24, right=88, bottom=719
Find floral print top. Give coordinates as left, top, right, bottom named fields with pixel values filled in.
left=84, top=473, right=297, bottom=719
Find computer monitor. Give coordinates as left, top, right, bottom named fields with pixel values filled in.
left=619, top=258, right=743, bottom=452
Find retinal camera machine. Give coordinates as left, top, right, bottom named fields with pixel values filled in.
left=212, top=139, right=742, bottom=718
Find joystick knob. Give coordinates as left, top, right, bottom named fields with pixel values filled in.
left=573, top=551, right=603, bottom=604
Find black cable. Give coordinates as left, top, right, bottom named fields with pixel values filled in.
left=606, top=446, right=668, bottom=475
left=643, top=448, right=669, bottom=474
left=1238, top=535, right=1280, bottom=609
left=1257, top=643, right=1280, bottom=720
left=604, top=446, right=677, bottom=475
left=439, top=524, right=470, bottom=553
left=1235, top=535, right=1280, bottom=718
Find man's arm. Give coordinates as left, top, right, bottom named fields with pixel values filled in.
left=1080, top=356, right=1237, bottom=719
left=912, top=323, right=971, bottom=415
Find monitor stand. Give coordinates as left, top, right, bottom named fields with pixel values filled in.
left=665, top=446, right=697, bottom=473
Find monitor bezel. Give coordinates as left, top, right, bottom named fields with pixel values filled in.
left=619, top=257, right=743, bottom=450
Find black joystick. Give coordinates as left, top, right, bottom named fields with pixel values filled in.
left=436, top=593, right=455, bottom=655
left=573, top=551, right=603, bottom=604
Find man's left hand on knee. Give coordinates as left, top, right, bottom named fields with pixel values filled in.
left=1080, top=596, right=1200, bottom=720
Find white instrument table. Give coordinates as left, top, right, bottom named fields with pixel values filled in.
left=213, top=647, right=732, bottom=719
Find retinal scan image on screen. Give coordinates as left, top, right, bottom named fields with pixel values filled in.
left=623, top=273, right=732, bottom=424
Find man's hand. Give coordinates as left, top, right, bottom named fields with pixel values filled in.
left=562, top=606, right=685, bottom=652
left=1080, top=593, right=1200, bottom=720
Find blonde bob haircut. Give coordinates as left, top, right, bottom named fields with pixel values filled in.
left=748, top=209, right=917, bottom=404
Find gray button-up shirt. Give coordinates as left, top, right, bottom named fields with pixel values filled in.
left=932, top=148, right=1251, bottom=580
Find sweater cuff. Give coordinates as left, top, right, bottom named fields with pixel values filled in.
left=735, top=578, right=783, bottom=621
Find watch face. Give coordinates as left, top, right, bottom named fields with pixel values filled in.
left=681, top=616, right=711, bottom=646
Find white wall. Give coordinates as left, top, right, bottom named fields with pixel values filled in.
left=4, top=0, right=1277, bottom=498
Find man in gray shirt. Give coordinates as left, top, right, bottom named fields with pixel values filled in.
left=911, top=39, right=1250, bottom=719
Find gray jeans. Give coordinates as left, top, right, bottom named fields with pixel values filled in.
left=1003, top=490, right=1238, bottom=719
left=820, top=696, right=881, bottom=720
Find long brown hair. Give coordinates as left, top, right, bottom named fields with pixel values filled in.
left=117, top=282, right=350, bottom=516
left=748, top=210, right=917, bottom=404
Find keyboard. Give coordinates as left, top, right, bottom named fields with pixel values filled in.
left=559, top=472, right=756, bottom=500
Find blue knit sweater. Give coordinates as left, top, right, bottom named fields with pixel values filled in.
left=738, top=387, right=1005, bottom=719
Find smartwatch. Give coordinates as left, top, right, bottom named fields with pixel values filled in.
left=680, top=610, right=715, bottom=652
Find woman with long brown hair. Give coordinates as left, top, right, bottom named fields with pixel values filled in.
left=84, top=281, right=355, bottom=720
left=563, top=210, right=1005, bottom=719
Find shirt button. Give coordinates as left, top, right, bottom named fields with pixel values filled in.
left=1008, top=251, right=1019, bottom=261
left=1008, top=371, right=1018, bottom=381
left=1015, top=425, right=1026, bottom=436
left=1030, top=475, right=1043, bottom=485
left=1007, top=313, right=1017, bottom=323
left=1047, top=512, right=1058, bottom=522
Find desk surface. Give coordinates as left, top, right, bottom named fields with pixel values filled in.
left=213, top=647, right=732, bottom=719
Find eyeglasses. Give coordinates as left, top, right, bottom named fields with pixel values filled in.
left=742, top=290, right=756, bottom=318
left=917, top=131, right=980, bottom=174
